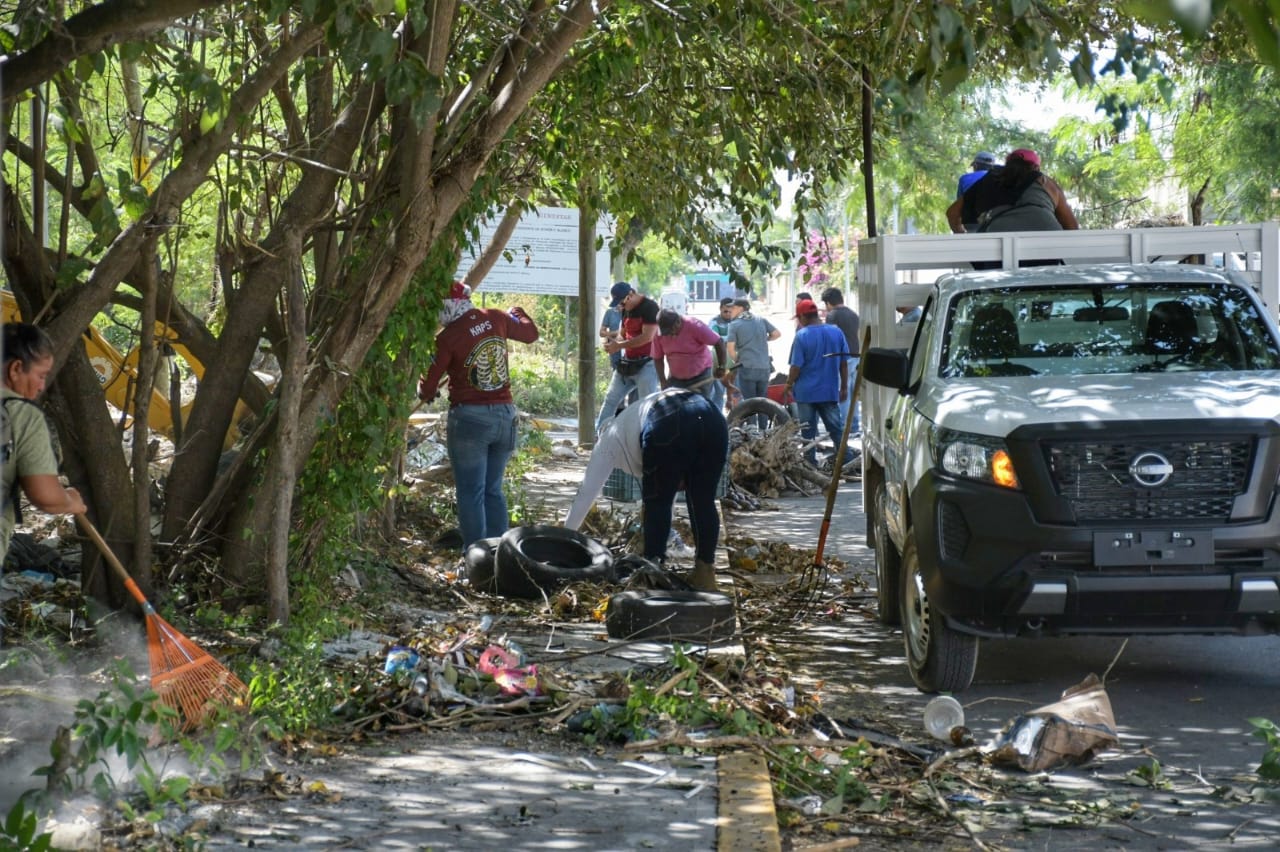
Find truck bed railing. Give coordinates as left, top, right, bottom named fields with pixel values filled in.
left=854, top=223, right=1280, bottom=464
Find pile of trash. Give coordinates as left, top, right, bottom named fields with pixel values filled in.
left=325, top=617, right=573, bottom=733
left=1, top=533, right=88, bottom=645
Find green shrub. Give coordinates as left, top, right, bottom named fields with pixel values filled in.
left=509, top=349, right=611, bottom=417
left=1250, top=717, right=1280, bottom=780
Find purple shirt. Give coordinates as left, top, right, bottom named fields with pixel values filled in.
left=651, top=316, right=721, bottom=380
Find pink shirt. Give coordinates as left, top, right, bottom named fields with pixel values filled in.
left=650, top=315, right=721, bottom=380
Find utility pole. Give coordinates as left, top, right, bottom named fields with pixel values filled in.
left=577, top=186, right=598, bottom=447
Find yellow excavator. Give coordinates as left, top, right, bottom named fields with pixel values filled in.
left=2, top=291, right=252, bottom=449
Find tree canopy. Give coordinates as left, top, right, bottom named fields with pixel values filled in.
left=1, top=0, right=1267, bottom=620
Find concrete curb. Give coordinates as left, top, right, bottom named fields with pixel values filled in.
left=717, top=751, right=782, bottom=852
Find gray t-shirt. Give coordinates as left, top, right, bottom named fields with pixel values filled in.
left=2, top=390, right=59, bottom=558
left=824, top=304, right=860, bottom=356
left=726, top=313, right=777, bottom=371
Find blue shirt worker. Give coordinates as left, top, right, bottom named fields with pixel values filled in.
left=956, top=150, right=996, bottom=198
left=599, top=302, right=623, bottom=371
left=705, top=297, right=736, bottom=411
left=566, top=388, right=728, bottom=592
left=784, top=299, right=852, bottom=466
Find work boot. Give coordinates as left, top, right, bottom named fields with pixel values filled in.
left=688, top=559, right=718, bottom=592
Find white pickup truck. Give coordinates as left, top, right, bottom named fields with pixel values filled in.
left=856, top=224, right=1280, bottom=692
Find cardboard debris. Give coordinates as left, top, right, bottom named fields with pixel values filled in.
left=988, top=673, right=1118, bottom=772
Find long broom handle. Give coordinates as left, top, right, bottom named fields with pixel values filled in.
left=76, top=515, right=155, bottom=612
left=814, top=327, right=871, bottom=566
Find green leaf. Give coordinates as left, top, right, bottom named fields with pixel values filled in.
left=74, top=54, right=96, bottom=82
left=199, top=109, right=223, bottom=135
left=123, top=184, right=150, bottom=220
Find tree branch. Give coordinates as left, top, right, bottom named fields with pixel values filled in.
left=1, top=0, right=233, bottom=105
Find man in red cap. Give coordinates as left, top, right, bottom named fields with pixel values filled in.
left=419, top=282, right=539, bottom=548
left=784, top=299, right=853, bottom=466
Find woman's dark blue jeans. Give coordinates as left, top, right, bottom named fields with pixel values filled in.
left=447, top=403, right=517, bottom=548
left=640, top=393, right=729, bottom=564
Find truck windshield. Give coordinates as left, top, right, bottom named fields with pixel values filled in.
left=939, top=283, right=1280, bottom=378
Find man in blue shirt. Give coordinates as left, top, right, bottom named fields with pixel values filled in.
left=599, top=301, right=623, bottom=371
left=784, top=298, right=852, bottom=466
left=956, top=150, right=996, bottom=199
left=705, top=297, right=736, bottom=411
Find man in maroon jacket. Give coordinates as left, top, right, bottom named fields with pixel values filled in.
left=419, top=282, right=539, bottom=548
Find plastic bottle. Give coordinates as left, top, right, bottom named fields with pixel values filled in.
left=923, top=695, right=965, bottom=742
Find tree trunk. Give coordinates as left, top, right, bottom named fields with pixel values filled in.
left=861, top=65, right=877, bottom=238
left=160, top=82, right=377, bottom=547
left=1190, top=177, right=1210, bottom=226
left=264, top=241, right=308, bottom=625
left=463, top=194, right=529, bottom=293
left=130, top=242, right=160, bottom=585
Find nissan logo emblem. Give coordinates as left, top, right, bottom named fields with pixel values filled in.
left=1129, top=451, right=1174, bottom=488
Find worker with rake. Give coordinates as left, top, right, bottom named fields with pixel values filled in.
left=5, top=324, right=247, bottom=727
left=2, top=323, right=87, bottom=643
left=566, top=388, right=729, bottom=591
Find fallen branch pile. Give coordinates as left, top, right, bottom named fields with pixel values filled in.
left=728, top=420, right=829, bottom=499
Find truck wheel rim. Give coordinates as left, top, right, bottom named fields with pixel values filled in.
left=904, top=561, right=931, bottom=665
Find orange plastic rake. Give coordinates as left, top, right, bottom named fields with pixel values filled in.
left=78, top=517, right=249, bottom=730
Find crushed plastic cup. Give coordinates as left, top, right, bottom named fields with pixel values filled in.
left=923, top=695, right=965, bottom=742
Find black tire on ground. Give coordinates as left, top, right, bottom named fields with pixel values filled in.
left=900, top=530, right=978, bottom=692
left=605, top=590, right=736, bottom=643
left=494, top=525, right=614, bottom=600
left=873, top=485, right=902, bottom=627
left=464, top=537, right=502, bottom=593
left=726, top=397, right=791, bottom=430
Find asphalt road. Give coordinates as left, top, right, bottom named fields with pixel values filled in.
left=748, top=482, right=1280, bottom=850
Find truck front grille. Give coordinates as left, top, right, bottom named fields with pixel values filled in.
left=1045, top=439, right=1252, bottom=522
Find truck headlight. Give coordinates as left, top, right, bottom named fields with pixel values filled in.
left=933, top=428, right=1020, bottom=489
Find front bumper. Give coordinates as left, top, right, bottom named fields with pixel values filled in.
left=911, top=470, right=1280, bottom=637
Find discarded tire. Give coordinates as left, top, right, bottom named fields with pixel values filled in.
left=464, top=537, right=502, bottom=593
left=726, top=397, right=791, bottom=430
left=605, top=590, right=736, bottom=643
left=494, top=525, right=614, bottom=600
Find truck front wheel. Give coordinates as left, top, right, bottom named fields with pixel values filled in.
left=901, top=530, right=978, bottom=692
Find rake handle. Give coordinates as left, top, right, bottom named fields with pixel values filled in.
left=76, top=515, right=153, bottom=611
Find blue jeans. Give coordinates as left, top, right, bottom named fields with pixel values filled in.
left=640, top=393, right=728, bottom=564
left=447, top=403, right=517, bottom=548
left=736, top=368, right=770, bottom=402
left=796, top=400, right=848, bottom=465
left=838, top=357, right=861, bottom=433
left=595, top=360, right=660, bottom=434
left=669, top=368, right=714, bottom=400
left=709, top=375, right=726, bottom=412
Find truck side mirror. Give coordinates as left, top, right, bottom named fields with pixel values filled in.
left=863, top=347, right=910, bottom=389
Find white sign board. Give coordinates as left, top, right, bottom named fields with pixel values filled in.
left=457, top=206, right=614, bottom=297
